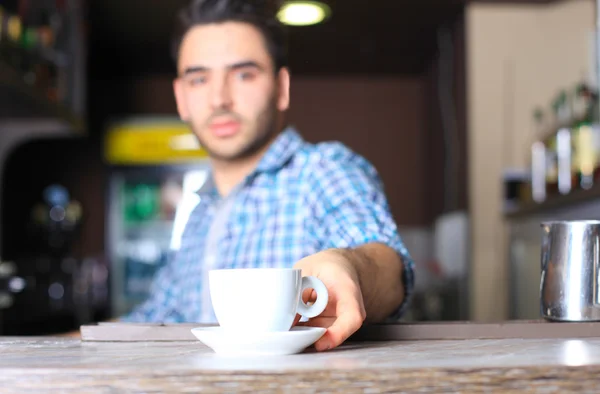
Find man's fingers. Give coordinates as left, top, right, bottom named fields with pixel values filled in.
left=311, top=309, right=363, bottom=351
left=301, top=288, right=317, bottom=304
left=292, top=313, right=302, bottom=327
left=295, top=270, right=366, bottom=351
left=297, top=316, right=335, bottom=328
left=297, top=306, right=363, bottom=350
left=304, top=289, right=365, bottom=351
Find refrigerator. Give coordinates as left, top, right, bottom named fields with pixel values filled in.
left=104, top=117, right=211, bottom=318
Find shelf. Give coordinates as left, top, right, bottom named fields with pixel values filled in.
left=504, top=184, right=600, bottom=219
left=0, top=60, right=85, bottom=135
left=0, top=40, right=69, bottom=70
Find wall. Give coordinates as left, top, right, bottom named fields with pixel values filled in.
left=286, top=77, right=426, bottom=225
left=466, top=0, right=595, bottom=321
left=92, top=75, right=430, bottom=226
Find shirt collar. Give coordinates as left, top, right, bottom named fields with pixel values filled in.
left=197, top=126, right=304, bottom=197
left=255, top=126, right=304, bottom=173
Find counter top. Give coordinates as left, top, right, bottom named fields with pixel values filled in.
left=1, top=336, right=599, bottom=392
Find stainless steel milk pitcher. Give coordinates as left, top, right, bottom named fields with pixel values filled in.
left=540, top=220, right=600, bottom=321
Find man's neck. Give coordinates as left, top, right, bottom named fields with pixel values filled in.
left=211, top=154, right=263, bottom=197
left=211, top=133, right=279, bottom=197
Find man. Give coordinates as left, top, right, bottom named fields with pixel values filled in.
left=122, top=0, right=415, bottom=352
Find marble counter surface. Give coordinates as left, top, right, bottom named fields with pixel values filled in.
left=1, top=336, right=599, bottom=392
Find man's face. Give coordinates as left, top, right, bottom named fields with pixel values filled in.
left=173, top=22, right=290, bottom=162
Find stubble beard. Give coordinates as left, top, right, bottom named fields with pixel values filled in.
left=189, top=97, right=280, bottom=163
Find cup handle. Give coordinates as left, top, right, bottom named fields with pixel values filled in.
left=297, top=276, right=329, bottom=318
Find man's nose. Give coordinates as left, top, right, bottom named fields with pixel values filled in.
left=209, top=77, right=232, bottom=110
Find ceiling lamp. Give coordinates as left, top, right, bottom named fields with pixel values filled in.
left=277, top=1, right=331, bottom=26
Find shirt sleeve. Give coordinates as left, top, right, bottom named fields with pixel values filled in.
left=119, top=250, right=185, bottom=323
left=304, top=143, right=415, bottom=320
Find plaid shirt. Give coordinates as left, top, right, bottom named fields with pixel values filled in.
left=122, top=127, right=415, bottom=323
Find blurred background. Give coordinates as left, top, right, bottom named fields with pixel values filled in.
left=0, top=0, right=597, bottom=335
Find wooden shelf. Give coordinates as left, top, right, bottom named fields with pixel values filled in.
left=0, top=60, right=85, bottom=135
left=505, top=184, right=600, bottom=219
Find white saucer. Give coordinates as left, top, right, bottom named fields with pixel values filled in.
left=190, top=326, right=326, bottom=356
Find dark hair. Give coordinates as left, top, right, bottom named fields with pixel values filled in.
left=171, top=0, right=289, bottom=71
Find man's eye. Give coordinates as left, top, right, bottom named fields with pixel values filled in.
left=188, top=76, right=206, bottom=86
left=237, top=71, right=255, bottom=81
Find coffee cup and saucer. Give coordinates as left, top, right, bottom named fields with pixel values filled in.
left=191, top=268, right=329, bottom=356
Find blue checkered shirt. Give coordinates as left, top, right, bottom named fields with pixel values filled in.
left=122, top=127, right=415, bottom=323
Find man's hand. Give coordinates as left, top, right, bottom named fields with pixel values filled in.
left=55, top=331, right=81, bottom=338
left=293, top=243, right=406, bottom=351
left=293, top=249, right=367, bottom=351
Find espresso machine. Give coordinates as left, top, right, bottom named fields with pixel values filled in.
left=0, top=136, right=108, bottom=335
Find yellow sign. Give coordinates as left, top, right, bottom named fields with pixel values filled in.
left=105, top=120, right=209, bottom=165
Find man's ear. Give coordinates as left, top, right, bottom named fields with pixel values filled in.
left=276, top=67, right=290, bottom=112
left=173, top=78, right=189, bottom=121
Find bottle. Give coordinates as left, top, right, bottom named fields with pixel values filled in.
left=569, top=88, right=582, bottom=191
left=573, top=83, right=587, bottom=122
left=20, top=25, right=36, bottom=85
left=0, top=6, right=7, bottom=61
left=0, top=6, right=5, bottom=42
left=556, top=127, right=572, bottom=195
left=584, top=85, right=600, bottom=186
left=531, top=109, right=547, bottom=202
left=6, top=13, right=22, bottom=70
left=545, top=98, right=560, bottom=195
left=571, top=84, right=597, bottom=190
left=550, top=91, right=573, bottom=195
left=556, top=90, right=571, bottom=126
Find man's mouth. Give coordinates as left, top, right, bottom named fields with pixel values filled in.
left=209, top=119, right=241, bottom=137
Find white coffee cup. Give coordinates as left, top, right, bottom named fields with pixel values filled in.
left=208, top=268, right=329, bottom=333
